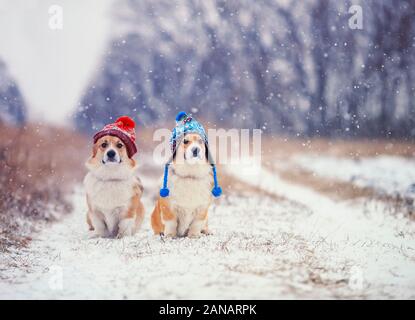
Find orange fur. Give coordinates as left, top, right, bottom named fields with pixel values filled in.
left=151, top=201, right=164, bottom=234
left=151, top=197, right=178, bottom=234
left=120, top=183, right=145, bottom=232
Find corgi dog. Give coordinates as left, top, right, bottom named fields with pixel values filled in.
left=84, top=116, right=144, bottom=238
left=151, top=112, right=222, bottom=238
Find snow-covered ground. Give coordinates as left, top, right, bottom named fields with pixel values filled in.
left=1, top=156, right=415, bottom=299
left=294, top=155, right=415, bottom=199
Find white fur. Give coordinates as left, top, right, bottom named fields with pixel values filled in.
left=84, top=162, right=138, bottom=237
left=188, top=219, right=207, bottom=238
left=164, top=219, right=178, bottom=237
left=118, top=218, right=136, bottom=238
left=163, top=162, right=212, bottom=237
left=89, top=210, right=108, bottom=237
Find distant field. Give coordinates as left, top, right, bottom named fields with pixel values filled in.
left=260, top=136, right=415, bottom=218
left=263, top=136, right=415, bottom=160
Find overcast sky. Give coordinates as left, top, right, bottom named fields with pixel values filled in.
left=0, top=0, right=113, bottom=125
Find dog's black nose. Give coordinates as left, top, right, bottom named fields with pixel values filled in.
left=107, top=150, right=116, bottom=158
left=192, top=147, right=199, bottom=157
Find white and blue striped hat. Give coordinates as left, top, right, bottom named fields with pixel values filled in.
left=160, top=111, right=222, bottom=198
left=170, top=111, right=208, bottom=153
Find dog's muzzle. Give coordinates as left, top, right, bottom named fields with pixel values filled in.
left=103, top=149, right=121, bottom=164
left=184, top=144, right=203, bottom=164
left=191, top=147, right=200, bottom=158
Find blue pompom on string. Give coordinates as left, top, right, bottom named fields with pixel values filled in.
left=159, top=188, right=170, bottom=198
left=159, top=163, right=170, bottom=198
left=212, top=186, right=222, bottom=197
left=211, top=165, right=222, bottom=198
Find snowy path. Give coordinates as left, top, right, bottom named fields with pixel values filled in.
left=227, top=163, right=415, bottom=299
left=1, top=159, right=415, bottom=299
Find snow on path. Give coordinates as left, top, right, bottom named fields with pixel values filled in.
left=293, top=155, right=415, bottom=200
left=1, top=158, right=415, bottom=299
left=0, top=174, right=338, bottom=299
left=227, top=163, right=415, bottom=299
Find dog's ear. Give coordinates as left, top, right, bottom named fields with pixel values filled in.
left=129, top=157, right=137, bottom=168
left=85, top=143, right=99, bottom=169
left=91, top=143, right=98, bottom=158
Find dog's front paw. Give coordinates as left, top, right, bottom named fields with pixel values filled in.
left=88, top=231, right=101, bottom=239
left=117, top=218, right=135, bottom=238
left=201, top=228, right=213, bottom=236
left=187, top=220, right=206, bottom=238
left=88, top=227, right=110, bottom=238
left=164, top=231, right=177, bottom=238
left=187, top=231, right=203, bottom=238
left=163, top=220, right=177, bottom=238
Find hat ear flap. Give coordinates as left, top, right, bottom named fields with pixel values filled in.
left=172, top=147, right=177, bottom=161
left=205, top=142, right=215, bottom=165
left=205, top=142, right=211, bottom=163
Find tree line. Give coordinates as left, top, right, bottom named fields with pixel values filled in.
left=75, top=0, right=415, bottom=138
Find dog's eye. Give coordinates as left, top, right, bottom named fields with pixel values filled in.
left=116, top=143, right=123, bottom=149
left=183, top=139, right=189, bottom=145
left=101, top=142, right=108, bottom=148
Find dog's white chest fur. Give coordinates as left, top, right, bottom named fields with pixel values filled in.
left=84, top=173, right=134, bottom=213
left=165, top=164, right=212, bottom=235
left=84, top=162, right=137, bottom=213
left=169, top=174, right=212, bottom=210
left=84, top=170, right=136, bottom=235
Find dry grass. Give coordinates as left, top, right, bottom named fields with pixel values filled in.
left=273, top=164, right=377, bottom=201
left=273, top=164, right=414, bottom=218
left=0, top=123, right=88, bottom=251
left=263, top=136, right=415, bottom=162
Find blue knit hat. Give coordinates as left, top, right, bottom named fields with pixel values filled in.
left=170, top=111, right=208, bottom=153
left=160, top=111, right=222, bottom=198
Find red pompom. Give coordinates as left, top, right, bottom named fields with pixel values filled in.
left=115, top=116, right=135, bottom=129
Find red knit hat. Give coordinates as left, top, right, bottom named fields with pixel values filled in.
left=93, top=116, right=138, bottom=158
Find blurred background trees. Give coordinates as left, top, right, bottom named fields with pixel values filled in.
left=74, top=0, right=415, bottom=138
left=0, top=0, right=414, bottom=138
left=0, top=59, right=26, bottom=125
